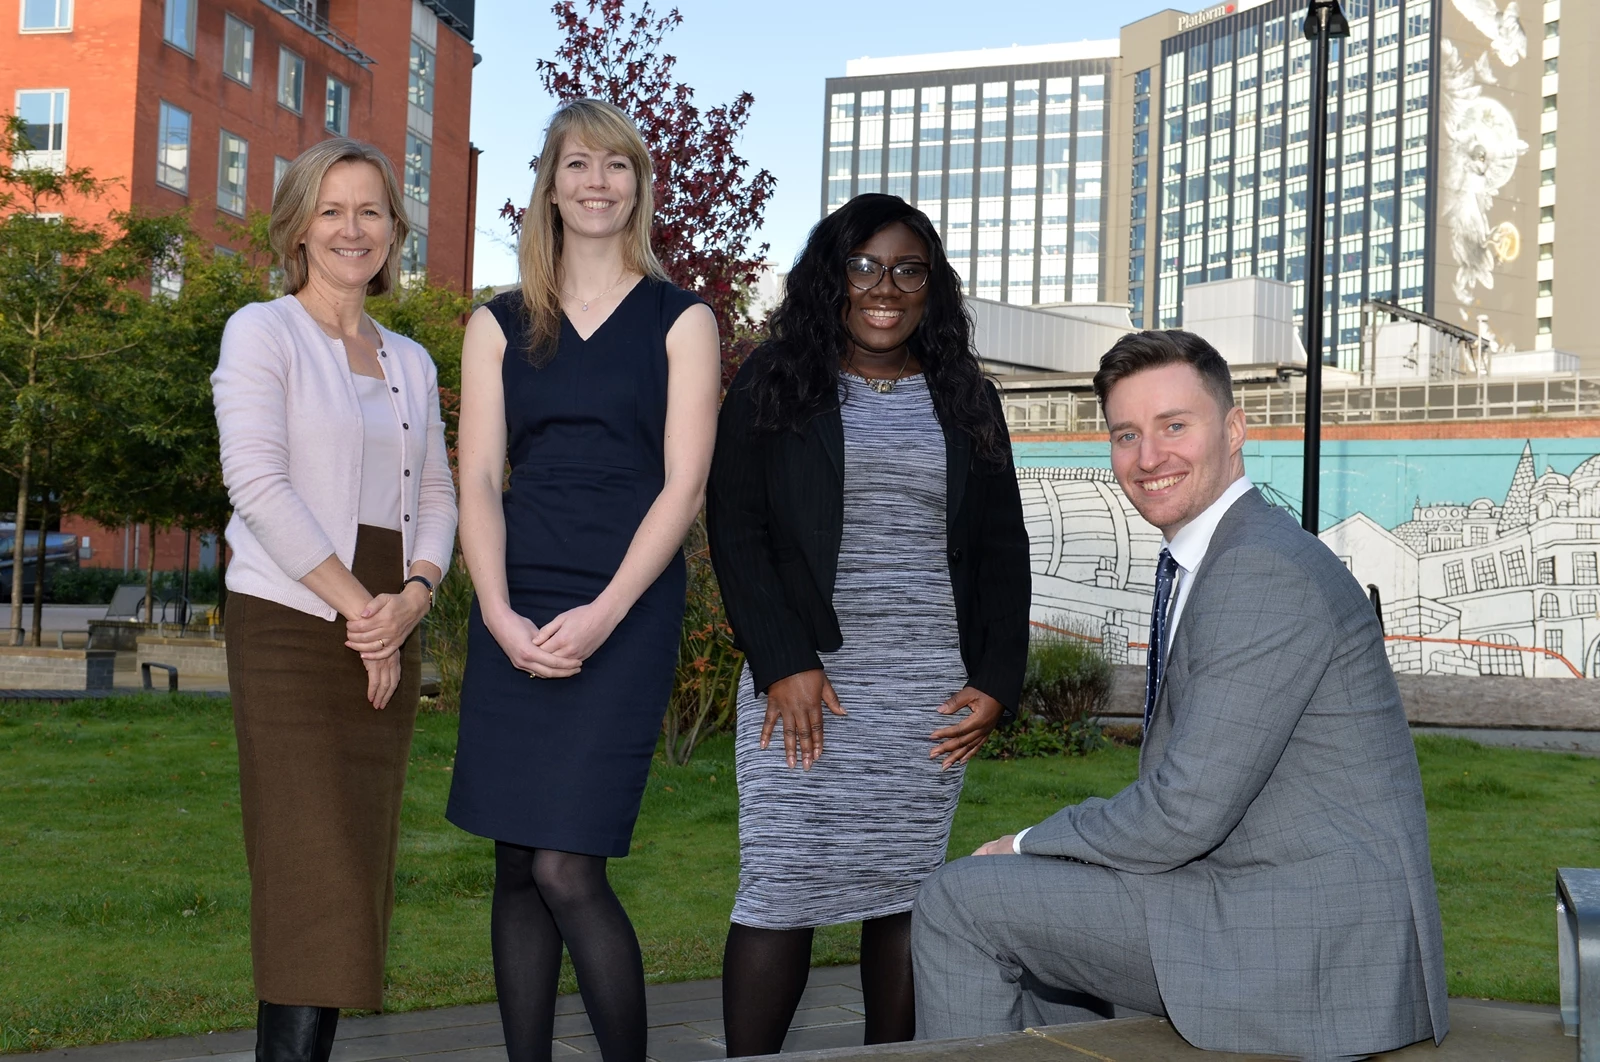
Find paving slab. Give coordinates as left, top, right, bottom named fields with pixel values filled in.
left=15, top=972, right=1567, bottom=1062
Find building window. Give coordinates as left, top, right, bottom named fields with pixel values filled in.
left=1538, top=317, right=1553, bottom=335
left=1443, top=561, right=1468, bottom=596
left=278, top=49, right=304, bottom=113
left=409, top=40, right=435, bottom=114
left=21, top=0, right=72, bottom=31
left=1538, top=556, right=1557, bottom=584
left=400, top=230, right=427, bottom=283
left=1545, top=629, right=1564, bottom=658
left=223, top=15, right=254, bottom=86
left=14, top=88, right=67, bottom=170
left=156, top=101, right=190, bottom=193
left=1472, top=554, right=1499, bottom=592
left=152, top=258, right=183, bottom=298
left=163, top=0, right=195, bottom=53
left=1577, top=552, right=1599, bottom=586
left=1576, top=592, right=1598, bottom=616
left=273, top=155, right=292, bottom=196
left=404, top=133, right=431, bottom=204
left=1543, top=94, right=1557, bottom=113
left=326, top=77, right=350, bottom=135
left=217, top=129, right=248, bottom=217
left=1539, top=279, right=1553, bottom=297
left=1540, top=593, right=1560, bottom=619
left=1503, top=549, right=1530, bottom=587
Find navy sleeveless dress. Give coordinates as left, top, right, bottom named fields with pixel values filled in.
left=447, top=279, right=703, bottom=857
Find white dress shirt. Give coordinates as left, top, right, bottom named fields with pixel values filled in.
left=1012, top=475, right=1255, bottom=855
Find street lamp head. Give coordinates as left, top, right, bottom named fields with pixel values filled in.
left=1304, top=0, right=1352, bottom=39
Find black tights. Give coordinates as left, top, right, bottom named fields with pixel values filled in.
left=721, top=913, right=915, bottom=1057
left=491, top=842, right=646, bottom=1062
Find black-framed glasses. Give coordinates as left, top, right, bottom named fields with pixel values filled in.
left=844, top=255, right=931, bottom=293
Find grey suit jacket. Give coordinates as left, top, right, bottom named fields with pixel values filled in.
left=1021, top=489, right=1448, bottom=1060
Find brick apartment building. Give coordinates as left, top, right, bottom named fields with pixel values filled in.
left=2, top=0, right=478, bottom=577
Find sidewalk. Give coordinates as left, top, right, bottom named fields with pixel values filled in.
left=20, top=968, right=1571, bottom=1062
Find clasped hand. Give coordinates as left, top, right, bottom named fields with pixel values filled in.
left=486, top=599, right=621, bottom=679
left=345, top=585, right=429, bottom=660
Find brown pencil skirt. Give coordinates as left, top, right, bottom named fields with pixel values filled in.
left=225, top=525, right=421, bottom=1010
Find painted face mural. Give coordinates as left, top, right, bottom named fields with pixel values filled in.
left=1440, top=1, right=1530, bottom=316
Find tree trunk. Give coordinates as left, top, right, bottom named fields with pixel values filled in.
left=144, top=523, right=157, bottom=624
left=7, top=445, right=31, bottom=647
left=30, top=495, right=48, bottom=647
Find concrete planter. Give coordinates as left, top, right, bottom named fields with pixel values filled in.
left=0, top=646, right=116, bottom=690
left=135, top=636, right=227, bottom=677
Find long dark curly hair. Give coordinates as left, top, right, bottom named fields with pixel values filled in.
left=744, top=194, right=1008, bottom=464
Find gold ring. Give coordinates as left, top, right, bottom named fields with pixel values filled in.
left=379, top=638, right=386, bottom=649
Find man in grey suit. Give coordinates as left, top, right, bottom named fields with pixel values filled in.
left=911, top=330, right=1449, bottom=1061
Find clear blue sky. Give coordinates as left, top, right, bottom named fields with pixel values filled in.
left=466, top=0, right=1183, bottom=289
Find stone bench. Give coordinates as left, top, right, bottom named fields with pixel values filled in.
left=0, top=646, right=115, bottom=690
left=1559, top=867, right=1600, bottom=1061
left=134, top=635, right=226, bottom=677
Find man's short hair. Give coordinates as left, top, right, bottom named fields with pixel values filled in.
left=1093, top=329, right=1236, bottom=414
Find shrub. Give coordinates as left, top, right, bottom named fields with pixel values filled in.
left=49, top=567, right=220, bottom=604
left=978, top=629, right=1118, bottom=761
left=663, top=515, right=743, bottom=765
left=1020, top=628, right=1112, bottom=725
left=423, top=550, right=474, bottom=713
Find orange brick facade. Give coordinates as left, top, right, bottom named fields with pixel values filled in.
left=5, top=0, right=476, bottom=573
left=1, top=0, right=476, bottom=290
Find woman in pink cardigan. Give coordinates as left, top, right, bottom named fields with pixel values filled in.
left=211, top=138, right=456, bottom=1062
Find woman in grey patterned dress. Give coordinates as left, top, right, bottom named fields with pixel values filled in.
left=707, top=194, right=1031, bottom=1054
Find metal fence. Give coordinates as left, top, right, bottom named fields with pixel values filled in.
left=1002, top=375, right=1600, bottom=435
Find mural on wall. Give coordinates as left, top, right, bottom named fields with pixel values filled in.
left=1440, top=0, right=1529, bottom=315
left=1020, top=443, right=1600, bottom=679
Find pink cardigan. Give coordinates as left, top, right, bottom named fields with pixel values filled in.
left=212, top=295, right=457, bottom=619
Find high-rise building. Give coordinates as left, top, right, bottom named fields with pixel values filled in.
left=2, top=0, right=478, bottom=292
left=823, top=42, right=1118, bottom=305
left=822, top=0, right=1600, bottom=371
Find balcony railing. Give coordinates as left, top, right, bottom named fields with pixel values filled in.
left=258, top=0, right=374, bottom=66
left=1003, top=375, right=1600, bottom=435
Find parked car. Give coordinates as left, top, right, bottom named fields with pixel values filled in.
left=0, top=525, right=79, bottom=601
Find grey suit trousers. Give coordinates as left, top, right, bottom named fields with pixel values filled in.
left=912, top=854, right=1165, bottom=1036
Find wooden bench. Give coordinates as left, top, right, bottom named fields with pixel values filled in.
left=1560, top=867, right=1600, bottom=1060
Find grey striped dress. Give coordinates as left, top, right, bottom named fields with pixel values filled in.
left=731, top=372, right=970, bottom=930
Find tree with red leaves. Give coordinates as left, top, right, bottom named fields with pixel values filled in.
left=503, top=0, right=777, bottom=379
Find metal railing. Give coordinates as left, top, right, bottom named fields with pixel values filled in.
left=1003, top=374, right=1600, bottom=434
left=258, top=0, right=374, bottom=65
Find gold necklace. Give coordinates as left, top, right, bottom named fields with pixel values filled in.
left=561, top=272, right=629, bottom=313
left=844, top=347, right=914, bottom=394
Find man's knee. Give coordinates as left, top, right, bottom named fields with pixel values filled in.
left=913, top=856, right=986, bottom=938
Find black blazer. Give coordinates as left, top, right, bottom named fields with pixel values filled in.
left=707, top=355, right=1032, bottom=714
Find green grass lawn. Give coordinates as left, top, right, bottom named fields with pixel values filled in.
left=1, top=695, right=1594, bottom=1052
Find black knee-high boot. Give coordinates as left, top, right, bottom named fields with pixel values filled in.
left=256, top=1002, right=339, bottom=1062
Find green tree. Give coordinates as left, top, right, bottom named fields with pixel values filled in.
left=0, top=114, right=176, bottom=643
left=63, top=231, right=274, bottom=621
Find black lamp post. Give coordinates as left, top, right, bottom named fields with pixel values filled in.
left=1300, top=0, right=1349, bottom=535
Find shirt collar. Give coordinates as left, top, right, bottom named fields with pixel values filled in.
left=1162, top=475, right=1254, bottom=575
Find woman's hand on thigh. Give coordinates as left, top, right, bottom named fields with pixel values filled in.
left=761, top=669, right=846, bottom=770
left=931, top=686, right=1004, bottom=769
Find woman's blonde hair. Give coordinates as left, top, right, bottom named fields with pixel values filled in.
left=518, top=99, right=667, bottom=362
left=269, top=138, right=410, bottom=296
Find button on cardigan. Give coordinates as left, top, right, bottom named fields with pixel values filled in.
left=212, top=295, right=457, bottom=620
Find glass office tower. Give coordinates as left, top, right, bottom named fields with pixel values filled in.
left=822, top=44, right=1118, bottom=305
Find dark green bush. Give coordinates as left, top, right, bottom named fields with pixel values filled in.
left=48, top=567, right=221, bottom=604
left=978, top=631, right=1119, bottom=760
left=1020, top=630, right=1112, bottom=725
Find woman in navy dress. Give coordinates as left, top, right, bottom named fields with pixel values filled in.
left=447, top=99, right=720, bottom=1062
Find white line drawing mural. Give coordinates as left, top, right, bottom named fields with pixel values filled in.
left=1440, top=5, right=1529, bottom=314
left=1021, top=447, right=1600, bottom=678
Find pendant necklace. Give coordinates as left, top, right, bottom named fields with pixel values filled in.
left=845, top=346, right=914, bottom=394
left=562, top=272, right=628, bottom=313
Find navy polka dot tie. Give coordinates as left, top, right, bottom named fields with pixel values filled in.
left=1143, top=548, right=1180, bottom=732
